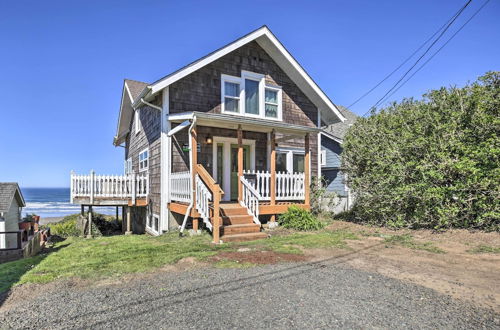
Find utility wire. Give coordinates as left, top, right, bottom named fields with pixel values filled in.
left=377, top=0, right=491, bottom=107
left=346, top=3, right=468, bottom=109
left=363, top=0, right=472, bottom=116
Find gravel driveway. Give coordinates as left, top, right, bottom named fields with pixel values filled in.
left=1, top=260, right=498, bottom=329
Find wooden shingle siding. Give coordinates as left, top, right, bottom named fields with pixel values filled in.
left=125, top=104, right=161, bottom=215
left=169, top=41, right=318, bottom=128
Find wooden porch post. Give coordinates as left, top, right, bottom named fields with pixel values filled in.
left=270, top=129, right=276, bottom=223
left=304, top=133, right=311, bottom=206
left=237, top=125, right=243, bottom=203
left=191, top=125, right=199, bottom=232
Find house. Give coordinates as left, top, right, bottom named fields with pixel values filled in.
left=70, top=26, right=346, bottom=242
left=320, top=106, right=357, bottom=212
left=0, top=183, right=26, bottom=249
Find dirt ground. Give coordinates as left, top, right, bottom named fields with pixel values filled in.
left=313, top=221, right=500, bottom=313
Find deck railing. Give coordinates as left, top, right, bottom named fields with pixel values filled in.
left=169, top=171, right=191, bottom=203
left=243, top=170, right=305, bottom=201
left=240, top=176, right=260, bottom=225
left=195, top=174, right=213, bottom=231
left=70, top=171, right=148, bottom=203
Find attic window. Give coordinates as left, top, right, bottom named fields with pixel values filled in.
left=221, top=70, right=282, bottom=121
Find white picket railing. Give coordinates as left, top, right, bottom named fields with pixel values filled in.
left=240, top=176, right=260, bottom=225
left=70, top=171, right=148, bottom=203
left=169, top=171, right=191, bottom=203
left=243, top=170, right=305, bottom=201
left=195, top=174, right=213, bottom=231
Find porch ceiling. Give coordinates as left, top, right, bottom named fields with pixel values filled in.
left=168, top=112, right=320, bottom=135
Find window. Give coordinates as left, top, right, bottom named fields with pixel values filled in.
left=293, top=154, right=305, bottom=173
left=223, top=81, right=240, bottom=112
left=320, top=150, right=326, bottom=166
left=147, top=213, right=160, bottom=234
left=124, top=158, right=132, bottom=175
left=221, top=71, right=282, bottom=120
left=276, top=148, right=307, bottom=173
left=135, top=109, right=141, bottom=134
left=139, top=149, right=149, bottom=172
left=276, top=152, right=288, bottom=172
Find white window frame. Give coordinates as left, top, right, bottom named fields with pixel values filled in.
left=320, top=150, right=327, bottom=167
left=146, top=212, right=160, bottom=235
left=124, top=157, right=132, bottom=175
left=138, top=148, right=149, bottom=172
left=276, top=147, right=307, bottom=173
left=220, top=70, right=282, bottom=121
left=135, top=109, right=141, bottom=134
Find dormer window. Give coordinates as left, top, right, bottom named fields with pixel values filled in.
left=221, top=70, right=282, bottom=120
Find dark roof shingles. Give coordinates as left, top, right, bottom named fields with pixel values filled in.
left=0, top=183, right=24, bottom=212
left=323, top=106, right=358, bottom=140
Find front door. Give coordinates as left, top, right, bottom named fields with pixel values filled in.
left=230, top=144, right=250, bottom=200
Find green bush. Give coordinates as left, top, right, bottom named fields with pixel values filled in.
left=279, top=206, right=325, bottom=231
left=342, top=72, right=500, bottom=231
left=49, top=215, right=80, bottom=237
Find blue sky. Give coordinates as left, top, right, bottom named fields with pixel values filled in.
left=0, top=0, right=498, bottom=187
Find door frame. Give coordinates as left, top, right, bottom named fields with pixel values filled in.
left=212, top=136, right=256, bottom=201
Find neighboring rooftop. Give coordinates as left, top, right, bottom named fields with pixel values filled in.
left=323, top=106, right=358, bottom=141
left=0, top=183, right=26, bottom=213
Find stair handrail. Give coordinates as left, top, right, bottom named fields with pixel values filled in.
left=240, top=176, right=261, bottom=225
left=194, top=164, right=223, bottom=243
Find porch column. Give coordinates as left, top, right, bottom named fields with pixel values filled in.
left=237, top=125, right=243, bottom=203
left=304, top=133, right=311, bottom=206
left=270, top=129, right=276, bottom=223
left=125, top=206, right=132, bottom=235
left=191, top=125, right=199, bottom=231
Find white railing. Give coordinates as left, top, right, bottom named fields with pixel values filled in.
left=70, top=171, right=148, bottom=203
left=243, top=170, right=305, bottom=201
left=195, top=174, right=213, bottom=231
left=240, top=176, right=260, bottom=225
left=170, top=171, right=191, bottom=203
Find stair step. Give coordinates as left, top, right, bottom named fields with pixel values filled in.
left=220, top=206, right=248, bottom=216
left=222, top=223, right=261, bottom=235
left=222, top=215, right=254, bottom=225
left=221, top=232, right=269, bottom=243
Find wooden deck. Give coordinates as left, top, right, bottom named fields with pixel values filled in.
left=72, top=196, right=148, bottom=206
left=169, top=201, right=309, bottom=217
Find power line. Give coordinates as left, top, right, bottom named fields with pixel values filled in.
left=363, top=0, right=472, bottom=116
left=377, top=0, right=491, bottom=107
left=346, top=3, right=468, bottom=109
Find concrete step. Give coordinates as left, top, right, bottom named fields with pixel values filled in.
left=221, top=223, right=261, bottom=235
left=221, top=232, right=269, bottom=243
left=222, top=215, right=254, bottom=225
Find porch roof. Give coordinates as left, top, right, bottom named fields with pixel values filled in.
left=169, top=112, right=321, bottom=135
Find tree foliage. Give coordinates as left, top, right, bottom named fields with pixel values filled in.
left=342, top=72, right=499, bottom=231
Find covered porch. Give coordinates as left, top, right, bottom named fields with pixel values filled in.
left=167, top=112, right=317, bottom=243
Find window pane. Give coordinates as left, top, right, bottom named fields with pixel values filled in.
left=245, top=79, right=259, bottom=114
left=224, top=82, right=239, bottom=97
left=265, top=89, right=277, bottom=103
left=224, top=97, right=239, bottom=112
left=293, top=154, right=304, bottom=173
left=265, top=104, right=278, bottom=118
left=276, top=153, right=287, bottom=172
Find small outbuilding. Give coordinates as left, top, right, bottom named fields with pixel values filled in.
left=0, top=182, right=26, bottom=249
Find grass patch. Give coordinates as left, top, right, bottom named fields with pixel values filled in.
left=0, top=232, right=230, bottom=293
left=213, top=260, right=256, bottom=269
left=467, top=245, right=500, bottom=254
left=383, top=234, right=445, bottom=254
left=239, top=229, right=358, bottom=253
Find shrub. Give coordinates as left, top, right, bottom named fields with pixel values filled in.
left=279, top=206, right=325, bottom=231
left=342, top=72, right=500, bottom=231
left=310, top=176, right=339, bottom=216
left=49, top=215, right=80, bottom=237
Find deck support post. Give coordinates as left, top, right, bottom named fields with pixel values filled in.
left=192, top=218, right=199, bottom=231
left=116, top=206, right=119, bottom=221
left=269, top=129, right=277, bottom=224
left=304, top=133, right=311, bottom=206
left=81, top=205, right=84, bottom=216
left=86, top=206, right=93, bottom=238
left=237, top=124, right=243, bottom=203
left=125, top=206, right=132, bottom=235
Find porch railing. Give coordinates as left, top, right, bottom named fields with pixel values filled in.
left=170, top=171, right=191, bottom=203
left=70, top=171, right=148, bottom=203
left=240, top=176, right=260, bottom=225
left=195, top=174, right=213, bottom=231
left=243, top=170, right=305, bottom=201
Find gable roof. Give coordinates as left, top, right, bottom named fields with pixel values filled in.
left=114, top=79, right=149, bottom=145
left=322, top=106, right=358, bottom=142
left=0, top=183, right=26, bottom=213
left=114, top=26, right=346, bottom=145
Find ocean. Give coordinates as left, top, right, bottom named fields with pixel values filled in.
left=22, top=188, right=115, bottom=218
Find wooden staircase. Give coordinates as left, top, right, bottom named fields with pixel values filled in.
left=219, top=203, right=268, bottom=242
